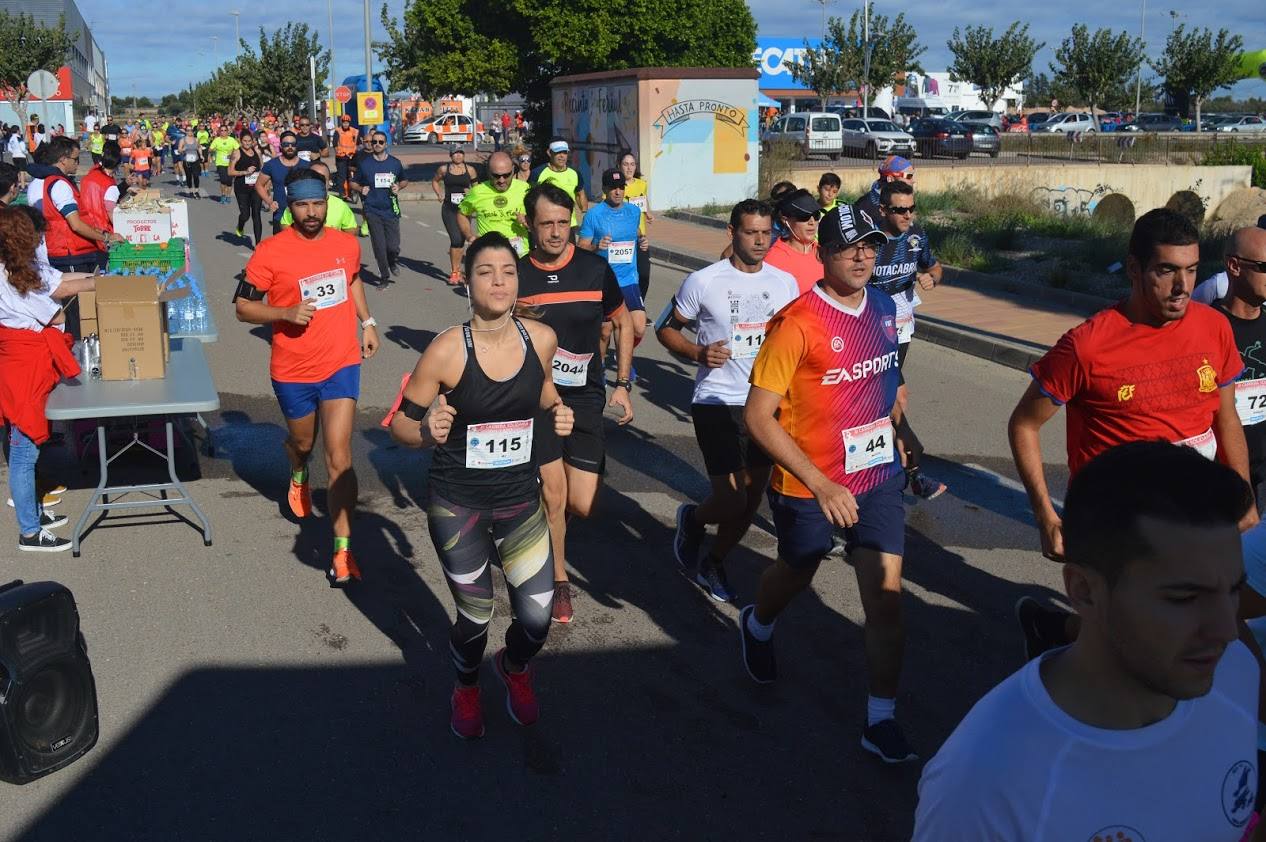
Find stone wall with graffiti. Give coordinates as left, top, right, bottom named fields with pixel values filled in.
left=1029, top=183, right=1117, bottom=216
left=552, top=71, right=759, bottom=210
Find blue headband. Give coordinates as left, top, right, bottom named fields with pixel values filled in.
left=288, top=178, right=326, bottom=201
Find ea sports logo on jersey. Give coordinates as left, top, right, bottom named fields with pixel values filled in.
left=831, top=336, right=844, bottom=352
left=881, top=316, right=897, bottom=344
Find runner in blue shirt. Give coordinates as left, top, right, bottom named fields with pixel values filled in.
left=579, top=168, right=646, bottom=360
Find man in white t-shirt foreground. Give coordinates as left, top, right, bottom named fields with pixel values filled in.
left=656, top=199, right=799, bottom=603
left=915, top=441, right=1261, bottom=841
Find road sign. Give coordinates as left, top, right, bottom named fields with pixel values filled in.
left=357, top=92, right=383, bottom=124
left=26, top=70, right=59, bottom=100
left=335, top=85, right=352, bottom=104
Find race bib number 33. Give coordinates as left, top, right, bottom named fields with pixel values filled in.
left=842, top=418, right=894, bottom=474
left=298, top=268, right=349, bottom=310
left=466, top=419, right=533, bottom=469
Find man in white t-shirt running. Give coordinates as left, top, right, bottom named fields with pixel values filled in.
left=915, top=441, right=1261, bottom=841
left=656, top=199, right=799, bottom=602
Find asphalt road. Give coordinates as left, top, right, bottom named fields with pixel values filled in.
left=1, top=174, right=1069, bottom=841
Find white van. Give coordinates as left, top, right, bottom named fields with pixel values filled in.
left=761, top=112, right=843, bottom=160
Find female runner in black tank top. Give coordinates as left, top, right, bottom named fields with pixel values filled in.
left=431, top=146, right=478, bottom=285
left=228, top=131, right=265, bottom=246
left=388, top=231, right=574, bottom=739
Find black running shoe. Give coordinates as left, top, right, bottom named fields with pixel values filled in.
left=695, top=560, right=734, bottom=603
left=39, top=511, right=68, bottom=529
left=739, top=605, right=776, bottom=684
left=861, top=719, right=918, bottom=764
left=1015, top=596, right=1073, bottom=662
left=673, top=503, right=704, bottom=571
left=18, top=529, right=71, bottom=553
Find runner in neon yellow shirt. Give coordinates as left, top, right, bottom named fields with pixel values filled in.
left=457, top=151, right=530, bottom=254
left=530, top=139, right=587, bottom=228
left=280, top=161, right=358, bottom=231
left=207, top=126, right=240, bottom=204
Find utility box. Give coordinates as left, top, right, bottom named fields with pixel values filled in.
left=88, top=276, right=187, bottom=380
left=551, top=67, right=760, bottom=211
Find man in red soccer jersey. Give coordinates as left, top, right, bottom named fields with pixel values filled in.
left=1010, top=208, right=1255, bottom=568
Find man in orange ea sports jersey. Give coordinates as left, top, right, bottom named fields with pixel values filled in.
left=235, top=168, right=380, bottom=586
left=743, top=203, right=918, bottom=764
left=1009, top=208, right=1256, bottom=565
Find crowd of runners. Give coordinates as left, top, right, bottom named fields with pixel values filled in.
left=7, top=115, right=1266, bottom=836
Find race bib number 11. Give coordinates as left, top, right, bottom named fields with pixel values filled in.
left=298, top=268, right=348, bottom=310
left=731, top=322, right=766, bottom=359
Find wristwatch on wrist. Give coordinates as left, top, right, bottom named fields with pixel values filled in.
left=361, top=316, right=377, bottom=329
left=614, top=378, right=633, bottom=391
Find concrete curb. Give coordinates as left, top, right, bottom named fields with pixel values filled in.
left=647, top=245, right=1065, bottom=372
left=665, top=210, right=728, bottom=230
left=941, top=265, right=1114, bottom=314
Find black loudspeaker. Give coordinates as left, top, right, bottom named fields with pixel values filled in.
left=0, top=581, right=98, bottom=784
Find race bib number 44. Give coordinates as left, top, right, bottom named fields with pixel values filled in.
left=298, top=268, right=348, bottom=310
left=731, top=322, right=766, bottom=359
left=1236, top=379, right=1266, bottom=426
left=465, top=419, right=533, bottom=469
left=843, top=418, right=894, bottom=474
left=607, top=241, right=635, bottom=265
left=551, top=348, right=592, bottom=388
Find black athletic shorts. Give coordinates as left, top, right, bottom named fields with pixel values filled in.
left=536, top=390, right=605, bottom=473
left=897, top=340, right=910, bottom=387
left=441, top=202, right=464, bottom=249
left=690, top=403, right=772, bottom=478
left=217, top=165, right=231, bottom=186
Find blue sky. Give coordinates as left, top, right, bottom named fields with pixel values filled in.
left=80, top=0, right=1266, bottom=102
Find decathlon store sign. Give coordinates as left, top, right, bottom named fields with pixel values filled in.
left=752, top=38, right=820, bottom=90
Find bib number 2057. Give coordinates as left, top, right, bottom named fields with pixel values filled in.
left=465, top=419, right=533, bottom=469
left=842, top=418, right=894, bottom=474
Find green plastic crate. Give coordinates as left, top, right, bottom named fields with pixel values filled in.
left=107, top=238, right=187, bottom=272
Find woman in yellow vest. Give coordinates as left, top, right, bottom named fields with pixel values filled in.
left=619, top=150, right=652, bottom=299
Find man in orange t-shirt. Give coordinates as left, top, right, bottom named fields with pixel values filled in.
left=235, top=168, right=380, bottom=586
left=1010, top=208, right=1255, bottom=564
left=763, top=189, right=822, bottom=295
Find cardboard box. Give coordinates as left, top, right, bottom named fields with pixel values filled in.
left=76, top=290, right=97, bottom=338
left=92, top=276, right=188, bottom=380
left=165, top=200, right=189, bottom=240
left=113, top=208, right=173, bottom=244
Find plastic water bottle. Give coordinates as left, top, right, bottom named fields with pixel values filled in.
left=193, top=298, right=207, bottom=335
left=182, top=296, right=195, bottom=334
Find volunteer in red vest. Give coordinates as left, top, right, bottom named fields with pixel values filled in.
left=25, top=136, right=117, bottom=272
left=0, top=207, right=97, bottom=552
left=78, top=141, right=123, bottom=237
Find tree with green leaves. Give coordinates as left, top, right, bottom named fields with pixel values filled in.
left=378, top=0, right=756, bottom=143
left=0, top=11, right=76, bottom=131
left=1151, top=25, right=1244, bottom=131
left=946, top=23, right=1044, bottom=113
left=1051, top=24, right=1144, bottom=130
left=790, top=10, right=924, bottom=110
left=238, top=23, right=329, bottom=117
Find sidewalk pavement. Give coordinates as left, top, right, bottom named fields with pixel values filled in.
left=649, top=216, right=1108, bottom=372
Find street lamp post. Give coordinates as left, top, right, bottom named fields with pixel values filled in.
left=861, top=0, right=870, bottom=120
left=1133, top=0, right=1146, bottom=117
left=230, top=11, right=240, bottom=52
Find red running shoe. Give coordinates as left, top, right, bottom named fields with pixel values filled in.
left=287, top=477, right=312, bottom=519
left=494, top=647, right=539, bottom=725
left=450, top=685, right=485, bottom=739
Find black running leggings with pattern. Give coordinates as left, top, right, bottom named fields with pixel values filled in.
left=184, top=160, right=201, bottom=190
left=235, top=183, right=264, bottom=243
left=426, top=493, right=555, bottom=685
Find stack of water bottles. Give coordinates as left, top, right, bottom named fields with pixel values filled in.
left=113, top=265, right=209, bottom=337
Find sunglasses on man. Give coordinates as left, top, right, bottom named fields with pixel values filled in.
left=882, top=204, right=917, bottom=215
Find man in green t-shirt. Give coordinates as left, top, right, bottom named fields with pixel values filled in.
left=280, top=161, right=358, bottom=232
left=207, top=125, right=240, bottom=205
left=457, top=150, right=530, bottom=255
left=530, top=138, right=588, bottom=229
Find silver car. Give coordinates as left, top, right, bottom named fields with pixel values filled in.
left=1216, top=115, right=1266, bottom=134
left=839, top=118, right=916, bottom=158
left=949, top=109, right=1003, bottom=131
left=761, top=112, right=844, bottom=160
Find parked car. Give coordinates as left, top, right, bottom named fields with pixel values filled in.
left=907, top=118, right=973, bottom=159
left=404, top=112, right=484, bottom=144
left=970, top=124, right=1001, bottom=157
left=1031, top=112, right=1097, bottom=134
left=1119, top=113, right=1183, bottom=132
left=826, top=105, right=891, bottom=121
left=948, top=109, right=1003, bottom=131
left=1216, top=115, right=1266, bottom=133
left=1098, top=112, right=1123, bottom=131
left=760, top=112, right=843, bottom=159
left=839, top=118, right=916, bottom=157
